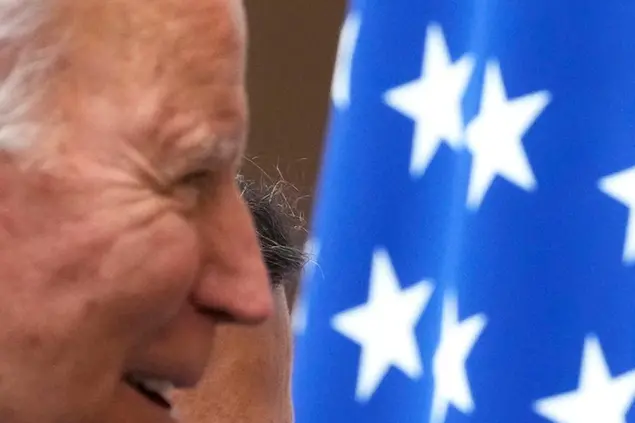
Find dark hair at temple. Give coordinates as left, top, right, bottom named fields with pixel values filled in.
left=237, top=175, right=308, bottom=304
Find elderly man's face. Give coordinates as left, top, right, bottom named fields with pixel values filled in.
left=0, top=1, right=272, bottom=423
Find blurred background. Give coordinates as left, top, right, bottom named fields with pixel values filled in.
left=242, top=2, right=635, bottom=423
left=243, top=3, right=635, bottom=423
left=242, top=1, right=346, bottom=223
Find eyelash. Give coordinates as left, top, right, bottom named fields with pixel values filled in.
left=178, top=170, right=212, bottom=186
left=169, top=170, right=215, bottom=211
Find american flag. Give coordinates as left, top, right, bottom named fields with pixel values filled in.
left=292, top=1, right=635, bottom=422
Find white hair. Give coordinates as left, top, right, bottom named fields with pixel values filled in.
left=0, top=0, right=57, bottom=151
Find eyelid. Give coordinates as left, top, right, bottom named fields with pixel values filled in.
left=169, top=150, right=220, bottom=186
left=177, top=169, right=213, bottom=185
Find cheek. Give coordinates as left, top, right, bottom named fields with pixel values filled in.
left=143, top=217, right=199, bottom=308
left=97, top=212, right=200, bottom=329
left=172, top=291, right=293, bottom=422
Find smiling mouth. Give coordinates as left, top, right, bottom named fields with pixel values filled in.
left=124, top=374, right=173, bottom=410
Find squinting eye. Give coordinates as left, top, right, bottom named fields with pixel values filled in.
left=178, top=170, right=211, bottom=187
left=172, top=170, right=213, bottom=210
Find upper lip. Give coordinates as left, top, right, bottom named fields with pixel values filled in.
left=124, top=359, right=208, bottom=390
left=124, top=369, right=199, bottom=391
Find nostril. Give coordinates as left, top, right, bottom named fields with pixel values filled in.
left=195, top=293, right=273, bottom=324
left=195, top=307, right=234, bottom=323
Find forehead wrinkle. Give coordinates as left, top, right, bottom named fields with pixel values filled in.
left=34, top=0, right=248, bottom=174
left=50, top=0, right=246, bottom=89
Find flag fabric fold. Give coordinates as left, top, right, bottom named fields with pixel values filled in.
left=293, top=2, right=635, bottom=422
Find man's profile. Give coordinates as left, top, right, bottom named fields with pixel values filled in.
left=0, top=1, right=273, bottom=422
left=173, top=177, right=307, bottom=423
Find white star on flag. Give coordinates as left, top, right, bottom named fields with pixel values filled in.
left=430, top=290, right=487, bottom=423
left=384, top=23, right=474, bottom=178
left=331, top=248, right=434, bottom=402
left=331, top=12, right=361, bottom=109
left=464, top=60, right=551, bottom=210
left=533, top=335, right=635, bottom=423
left=598, top=166, right=635, bottom=265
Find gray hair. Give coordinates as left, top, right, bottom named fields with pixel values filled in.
left=0, top=0, right=57, bottom=151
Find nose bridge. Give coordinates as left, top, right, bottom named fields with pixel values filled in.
left=193, top=179, right=273, bottom=323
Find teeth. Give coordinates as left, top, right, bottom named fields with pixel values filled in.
left=170, top=407, right=181, bottom=422
left=127, top=374, right=174, bottom=398
left=139, top=379, right=174, bottom=397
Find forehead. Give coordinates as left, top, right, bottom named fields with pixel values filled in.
left=46, top=0, right=248, bottom=165
left=58, top=0, right=247, bottom=82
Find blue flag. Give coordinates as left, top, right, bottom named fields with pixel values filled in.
left=292, top=1, right=635, bottom=423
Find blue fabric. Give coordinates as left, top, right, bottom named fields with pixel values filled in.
left=293, top=1, right=635, bottom=422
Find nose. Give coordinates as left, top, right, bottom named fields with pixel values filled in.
left=192, top=174, right=273, bottom=323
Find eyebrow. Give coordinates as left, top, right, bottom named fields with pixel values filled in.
left=155, top=135, right=242, bottom=186
left=210, top=136, right=243, bottom=168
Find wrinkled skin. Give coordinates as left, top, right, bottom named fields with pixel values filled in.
left=173, top=285, right=294, bottom=423
left=0, top=1, right=273, bottom=423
